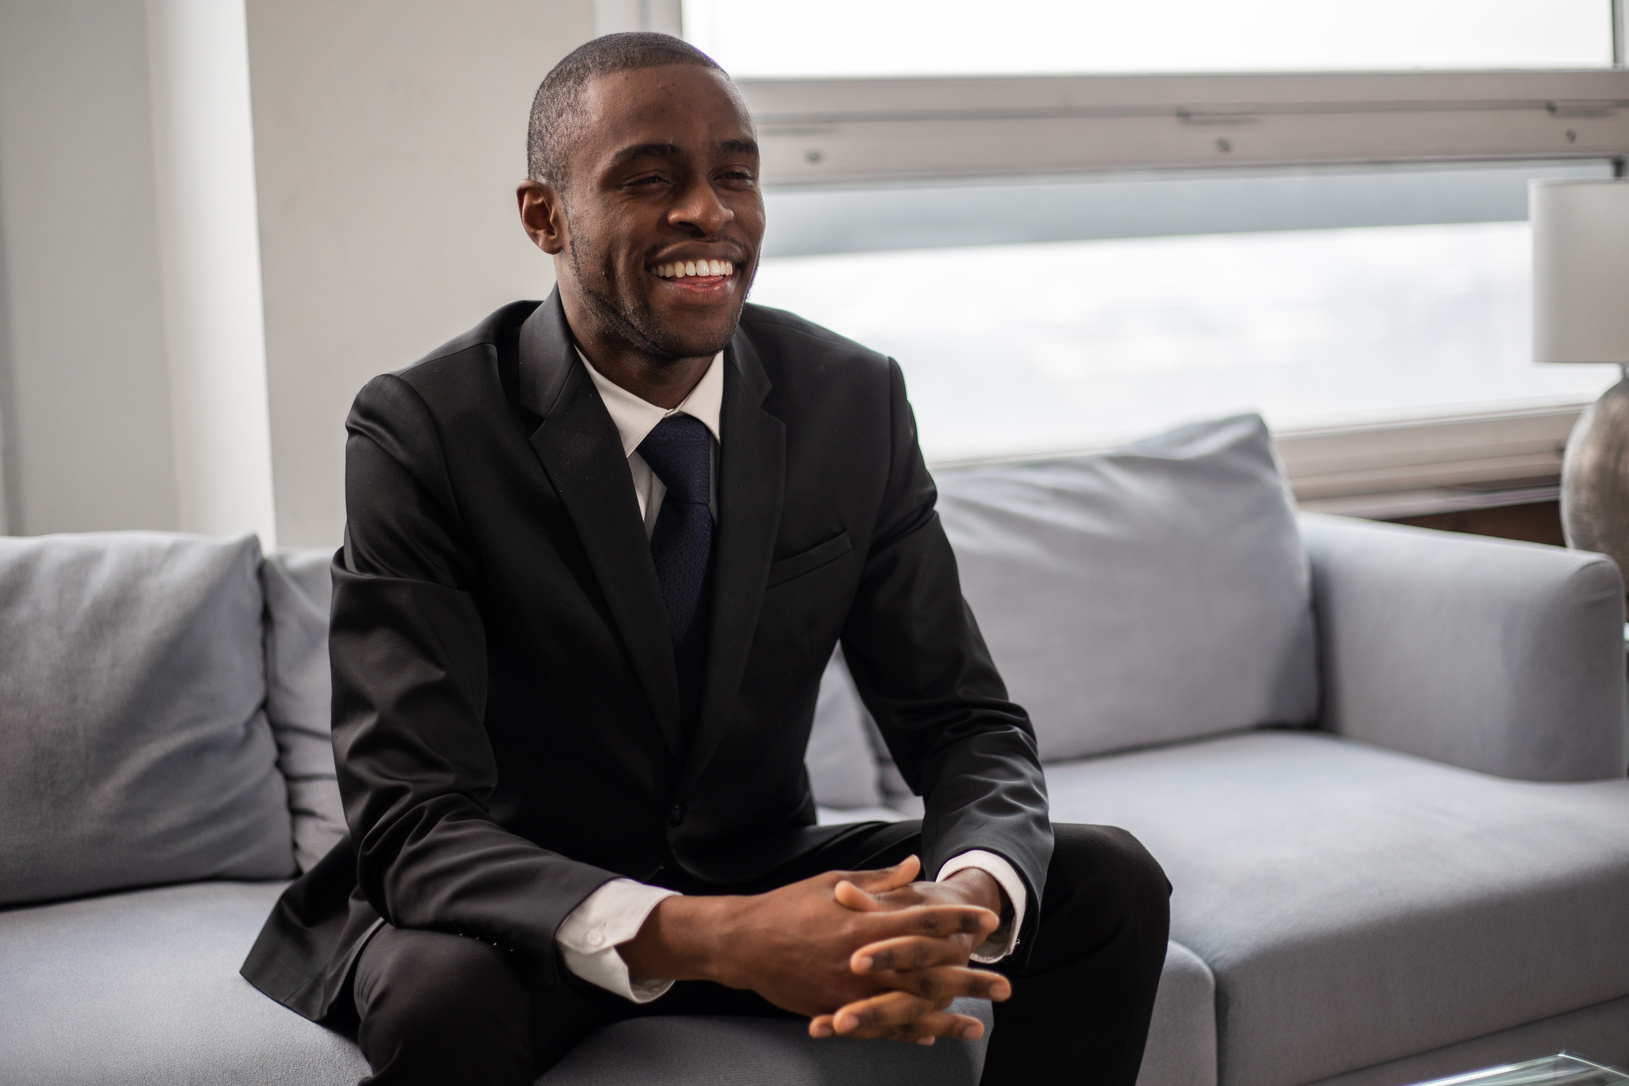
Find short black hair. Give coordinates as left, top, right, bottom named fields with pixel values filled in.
left=527, top=32, right=726, bottom=188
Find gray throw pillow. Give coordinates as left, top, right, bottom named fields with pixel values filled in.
left=935, top=413, right=1319, bottom=762
left=0, top=532, right=295, bottom=906
left=262, top=549, right=348, bottom=873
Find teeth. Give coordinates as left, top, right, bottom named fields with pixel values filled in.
left=655, top=260, right=735, bottom=279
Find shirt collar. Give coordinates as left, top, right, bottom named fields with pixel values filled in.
left=578, top=348, right=724, bottom=459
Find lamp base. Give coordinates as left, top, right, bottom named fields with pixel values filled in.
left=1561, top=374, right=1629, bottom=578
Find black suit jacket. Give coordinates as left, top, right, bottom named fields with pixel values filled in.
left=242, top=293, right=1052, bottom=1022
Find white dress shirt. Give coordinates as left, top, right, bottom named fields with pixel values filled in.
left=556, top=349, right=1028, bottom=1002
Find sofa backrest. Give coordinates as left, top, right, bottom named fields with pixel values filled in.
left=262, top=549, right=348, bottom=872
left=261, top=552, right=892, bottom=830
left=267, top=413, right=1322, bottom=826
left=0, top=532, right=295, bottom=907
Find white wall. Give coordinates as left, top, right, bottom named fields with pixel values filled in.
left=246, top=0, right=595, bottom=548
left=0, top=0, right=181, bottom=535
left=0, top=0, right=277, bottom=542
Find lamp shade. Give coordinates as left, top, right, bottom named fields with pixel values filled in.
left=1531, top=179, right=1629, bottom=365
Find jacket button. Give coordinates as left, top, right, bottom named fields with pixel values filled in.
left=667, top=803, right=686, bottom=827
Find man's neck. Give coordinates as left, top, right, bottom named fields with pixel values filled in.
left=577, top=342, right=712, bottom=411
left=563, top=299, right=712, bottom=410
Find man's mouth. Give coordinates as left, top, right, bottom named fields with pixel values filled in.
left=653, top=259, right=736, bottom=280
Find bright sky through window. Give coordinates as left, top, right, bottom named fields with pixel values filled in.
left=682, top=0, right=1614, bottom=78
left=747, top=222, right=1620, bottom=462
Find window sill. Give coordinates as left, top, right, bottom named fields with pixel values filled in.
left=1273, top=402, right=1583, bottom=517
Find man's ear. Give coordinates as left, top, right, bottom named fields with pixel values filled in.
left=517, top=179, right=567, bottom=255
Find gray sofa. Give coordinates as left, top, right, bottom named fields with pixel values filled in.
left=2, top=414, right=1626, bottom=1086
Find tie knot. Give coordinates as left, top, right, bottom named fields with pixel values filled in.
left=637, top=414, right=712, bottom=506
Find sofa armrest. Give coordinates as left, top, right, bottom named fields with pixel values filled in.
left=1298, top=512, right=1627, bottom=781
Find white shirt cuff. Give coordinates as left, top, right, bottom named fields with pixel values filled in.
left=557, top=878, right=680, bottom=1003
left=936, top=850, right=1028, bottom=963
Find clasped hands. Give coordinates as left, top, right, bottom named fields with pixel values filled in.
left=621, top=855, right=1012, bottom=1045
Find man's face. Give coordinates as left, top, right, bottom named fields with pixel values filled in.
left=553, top=65, right=764, bottom=361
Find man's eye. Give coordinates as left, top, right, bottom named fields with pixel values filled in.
left=627, top=174, right=667, bottom=187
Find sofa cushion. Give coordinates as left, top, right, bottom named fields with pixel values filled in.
left=0, top=881, right=368, bottom=1085
left=262, top=549, right=348, bottom=872
left=934, top=413, right=1318, bottom=762
left=807, top=648, right=886, bottom=810
left=1044, top=731, right=1629, bottom=1086
left=0, top=532, right=294, bottom=906
left=1138, top=940, right=1218, bottom=1086
left=0, top=880, right=997, bottom=1086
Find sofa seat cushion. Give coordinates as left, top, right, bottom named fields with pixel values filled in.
left=0, top=880, right=1000, bottom=1086
left=0, top=881, right=366, bottom=1085
left=1043, top=731, right=1629, bottom=1086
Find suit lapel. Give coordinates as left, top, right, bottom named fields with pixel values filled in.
left=517, top=294, right=684, bottom=756
left=678, top=331, right=785, bottom=796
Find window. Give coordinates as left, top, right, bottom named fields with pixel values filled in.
left=682, top=1, right=1629, bottom=505
left=685, top=0, right=1614, bottom=78
left=750, top=169, right=1619, bottom=463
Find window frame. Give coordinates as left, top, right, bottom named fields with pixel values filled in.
left=678, top=2, right=1629, bottom=509
left=739, top=70, right=1629, bottom=189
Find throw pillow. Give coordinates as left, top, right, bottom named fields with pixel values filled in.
left=935, top=412, right=1319, bottom=762
left=262, top=548, right=348, bottom=872
left=0, top=532, right=294, bottom=906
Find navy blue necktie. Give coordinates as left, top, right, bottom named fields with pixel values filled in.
left=637, top=415, right=715, bottom=738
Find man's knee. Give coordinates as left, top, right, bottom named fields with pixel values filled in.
left=1045, top=823, right=1171, bottom=943
left=353, top=926, right=534, bottom=1085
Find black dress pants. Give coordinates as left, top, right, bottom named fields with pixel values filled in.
left=350, top=822, right=1171, bottom=1086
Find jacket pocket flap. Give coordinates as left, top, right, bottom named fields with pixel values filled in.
left=766, top=532, right=854, bottom=587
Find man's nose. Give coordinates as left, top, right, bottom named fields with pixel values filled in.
left=669, top=175, right=733, bottom=235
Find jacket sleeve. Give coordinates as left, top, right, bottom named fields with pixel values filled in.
left=331, top=373, right=618, bottom=976
left=838, top=359, right=1053, bottom=962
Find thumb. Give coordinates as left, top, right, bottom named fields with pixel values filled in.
left=834, top=855, right=921, bottom=911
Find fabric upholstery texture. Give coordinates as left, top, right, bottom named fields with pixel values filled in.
left=1302, top=992, right=1629, bottom=1086
left=0, top=532, right=293, bottom=906
left=806, top=648, right=886, bottom=809
left=1136, top=941, right=1217, bottom=1086
left=0, top=881, right=367, bottom=1085
left=0, top=880, right=1006, bottom=1086
left=1301, top=513, right=1629, bottom=782
left=261, top=549, right=347, bottom=872
left=935, top=413, right=1318, bottom=763
left=1043, top=730, right=1629, bottom=1086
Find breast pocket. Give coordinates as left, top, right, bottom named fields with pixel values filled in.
left=766, top=531, right=854, bottom=588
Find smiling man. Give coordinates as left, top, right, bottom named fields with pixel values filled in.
left=242, top=33, right=1169, bottom=1086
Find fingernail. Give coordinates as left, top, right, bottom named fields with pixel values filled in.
left=836, top=1014, right=856, bottom=1032
left=853, top=955, right=873, bottom=971
left=916, top=1037, right=935, bottom=1046
left=962, top=1024, right=983, bottom=1040
left=993, top=983, right=1011, bottom=1000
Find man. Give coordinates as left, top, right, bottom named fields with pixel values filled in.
left=242, top=32, right=1169, bottom=1086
